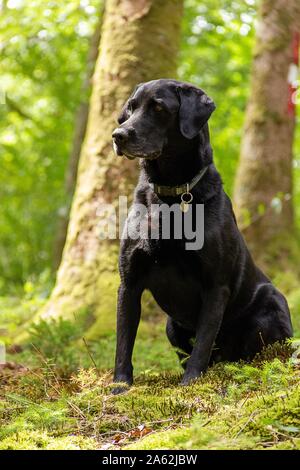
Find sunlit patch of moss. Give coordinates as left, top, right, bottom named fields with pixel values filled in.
left=0, top=398, right=74, bottom=441
left=114, top=390, right=194, bottom=426
left=231, top=387, right=300, bottom=443
left=223, top=357, right=297, bottom=401
left=126, top=427, right=191, bottom=450
left=0, top=430, right=97, bottom=450
left=1, top=355, right=299, bottom=450
left=127, top=380, right=300, bottom=450
left=1, top=291, right=300, bottom=450
left=85, top=271, right=119, bottom=341
left=126, top=423, right=258, bottom=450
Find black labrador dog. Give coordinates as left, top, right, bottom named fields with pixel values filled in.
left=112, top=79, right=292, bottom=392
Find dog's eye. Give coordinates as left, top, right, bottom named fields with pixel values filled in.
left=151, top=99, right=165, bottom=113
left=127, top=99, right=136, bottom=117
left=154, top=103, right=163, bottom=112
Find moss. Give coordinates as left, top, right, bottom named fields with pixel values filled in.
left=85, top=270, right=119, bottom=340
left=2, top=292, right=300, bottom=450
left=126, top=427, right=191, bottom=450
left=0, top=399, right=74, bottom=440
left=126, top=424, right=258, bottom=450
left=127, top=375, right=300, bottom=450
left=1, top=354, right=299, bottom=450
left=0, top=430, right=97, bottom=450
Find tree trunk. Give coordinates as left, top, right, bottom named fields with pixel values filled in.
left=233, top=0, right=300, bottom=269
left=52, top=14, right=102, bottom=271
left=0, top=1, right=7, bottom=12
left=42, top=0, right=183, bottom=337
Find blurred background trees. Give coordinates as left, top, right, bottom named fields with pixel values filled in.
left=0, top=0, right=299, bottom=322
left=0, top=0, right=100, bottom=291
left=52, top=7, right=103, bottom=271
left=0, top=0, right=299, bottom=451
left=41, top=0, right=184, bottom=324
left=234, top=0, right=300, bottom=270
left=0, top=0, right=256, bottom=294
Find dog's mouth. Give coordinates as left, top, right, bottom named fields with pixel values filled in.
left=113, top=142, right=161, bottom=161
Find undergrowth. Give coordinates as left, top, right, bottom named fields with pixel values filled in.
left=1, top=329, right=299, bottom=450
left=0, top=279, right=300, bottom=450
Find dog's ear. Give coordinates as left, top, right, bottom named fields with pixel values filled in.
left=177, top=86, right=216, bottom=139
left=118, top=83, right=144, bottom=124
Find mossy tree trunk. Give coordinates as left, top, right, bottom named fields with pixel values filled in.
left=233, top=0, right=300, bottom=269
left=52, top=12, right=103, bottom=271
left=42, top=0, right=183, bottom=336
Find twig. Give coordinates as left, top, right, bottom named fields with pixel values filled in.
left=30, top=342, right=60, bottom=386
left=82, top=337, right=100, bottom=377
left=233, top=411, right=258, bottom=439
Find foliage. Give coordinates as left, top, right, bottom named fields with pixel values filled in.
left=0, top=269, right=51, bottom=341
left=1, top=269, right=299, bottom=450
left=180, top=0, right=257, bottom=194
left=0, top=0, right=258, bottom=291
left=28, top=316, right=89, bottom=377
left=1, top=0, right=299, bottom=292
left=0, top=0, right=100, bottom=291
left=0, top=0, right=300, bottom=451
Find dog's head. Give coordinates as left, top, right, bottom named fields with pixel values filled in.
left=112, top=79, right=216, bottom=160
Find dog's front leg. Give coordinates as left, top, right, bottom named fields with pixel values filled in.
left=181, top=287, right=229, bottom=386
left=113, top=283, right=142, bottom=394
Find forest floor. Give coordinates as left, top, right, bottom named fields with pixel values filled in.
left=1, top=287, right=300, bottom=450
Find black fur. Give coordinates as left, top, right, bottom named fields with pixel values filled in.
left=112, top=79, right=293, bottom=392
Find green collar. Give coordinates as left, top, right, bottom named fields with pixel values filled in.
left=149, top=165, right=209, bottom=197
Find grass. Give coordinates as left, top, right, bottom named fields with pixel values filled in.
left=1, top=317, right=300, bottom=450
left=0, top=354, right=299, bottom=450
left=0, top=280, right=300, bottom=450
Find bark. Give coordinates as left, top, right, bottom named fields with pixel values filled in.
left=53, top=14, right=102, bottom=271
left=42, top=0, right=183, bottom=334
left=233, top=0, right=300, bottom=266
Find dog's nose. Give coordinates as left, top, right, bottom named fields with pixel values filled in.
left=112, top=128, right=129, bottom=144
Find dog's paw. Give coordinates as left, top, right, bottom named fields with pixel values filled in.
left=111, top=385, right=129, bottom=395
left=180, top=377, right=195, bottom=386
left=180, top=371, right=203, bottom=386
left=111, top=382, right=131, bottom=395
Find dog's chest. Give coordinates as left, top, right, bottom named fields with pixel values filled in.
left=145, top=246, right=207, bottom=327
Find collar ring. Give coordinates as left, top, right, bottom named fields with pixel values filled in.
left=181, top=192, right=193, bottom=204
